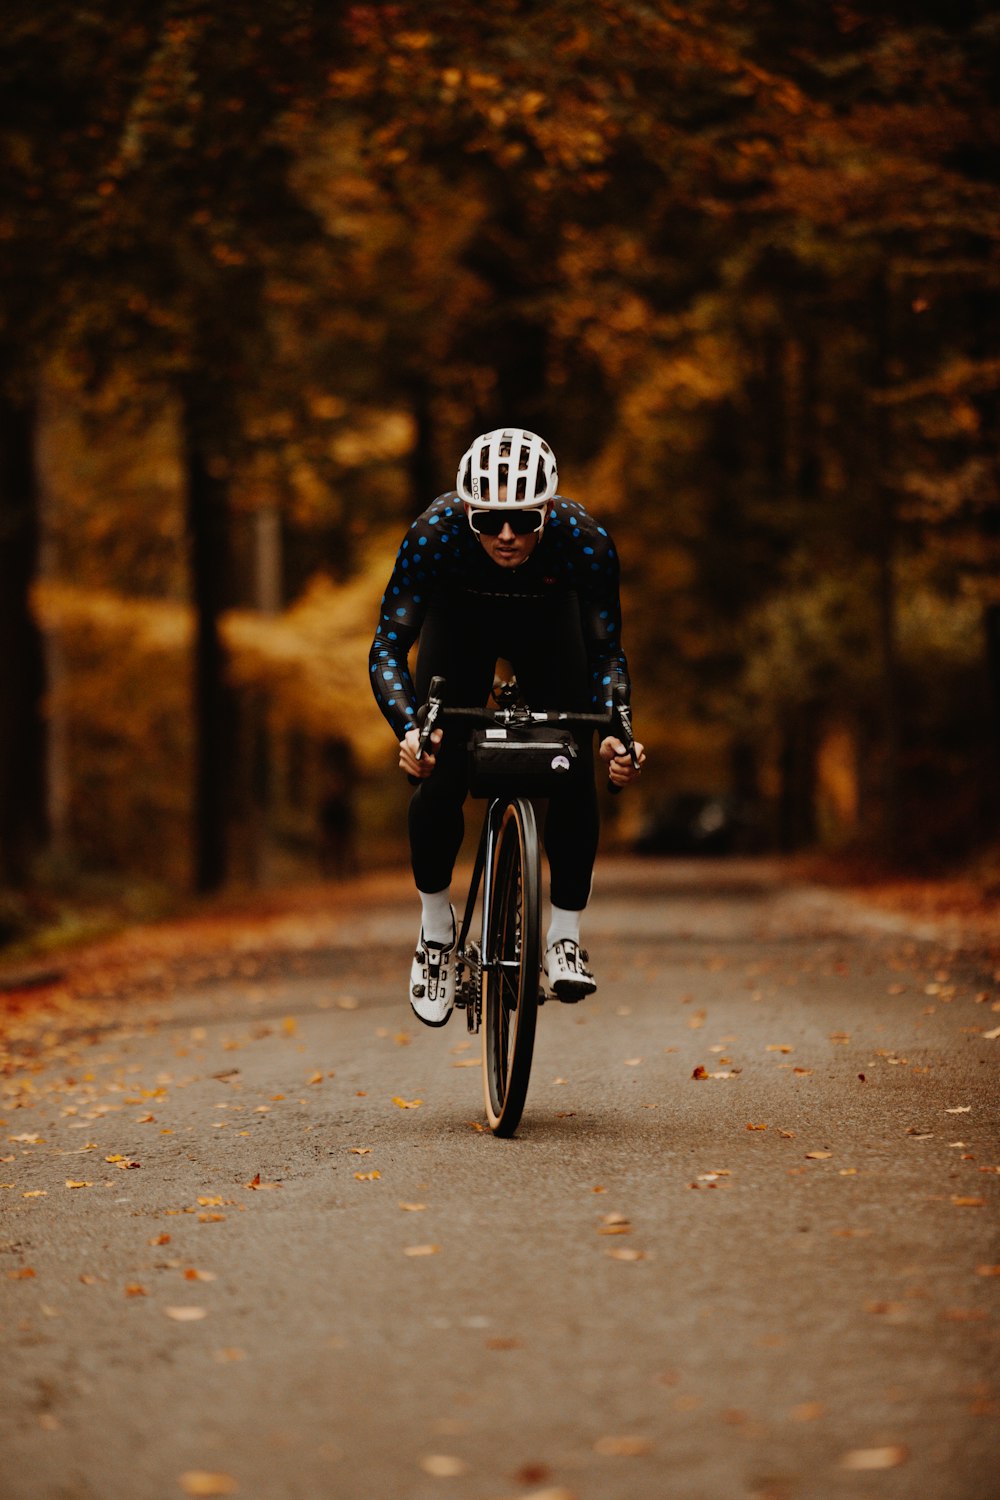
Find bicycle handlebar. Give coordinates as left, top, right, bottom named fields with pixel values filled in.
left=415, top=677, right=638, bottom=792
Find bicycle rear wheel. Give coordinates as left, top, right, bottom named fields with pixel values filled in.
left=482, top=798, right=541, bottom=1136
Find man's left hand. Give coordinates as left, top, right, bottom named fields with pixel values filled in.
left=600, top=736, right=645, bottom=788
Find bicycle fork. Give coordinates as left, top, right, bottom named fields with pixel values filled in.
left=454, top=798, right=508, bottom=1035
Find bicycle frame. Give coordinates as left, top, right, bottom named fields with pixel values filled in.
left=415, top=676, right=637, bottom=1032
left=452, top=792, right=506, bottom=1033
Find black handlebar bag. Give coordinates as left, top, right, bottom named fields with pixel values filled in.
left=467, top=725, right=579, bottom=799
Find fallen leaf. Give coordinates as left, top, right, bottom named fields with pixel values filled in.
left=354, top=1171, right=381, bottom=1182
left=64, top=1180, right=93, bottom=1189
left=307, top=1072, right=324, bottom=1085
left=198, top=1196, right=225, bottom=1207
left=691, top=1066, right=708, bottom=1080
left=22, top=1190, right=47, bottom=1198
left=281, top=1017, right=297, bottom=1037
left=179, top=1473, right=238, bottom=1496
left=245, top=1175, right=280, bottom=1190
left=399, top=1202, right=426, bottom=1211
left=805, top=1151, right=833, bottom=1160
left=982, top=1026, right=1000, bottom=1040
left=392, top=1097, right=423, bottom=1109
left=349, top=1147, right=371, bottom=1155
left=183, top=1268, right=217, bottom=1282
left=125, top=1284, right=148, bottom=1297
left=746, top=1124, right=767, bottom=1132
left=945, top=1106, right=972, bottom=1114
left=213, top=1348, right=246, bottom=1363
left=790, top=1402, right=825, bottom=1422
left=514, top=1465, right=551, bottom=1486
left=164, top=1306, right=209, bottom=1321
left=688, top=1011, right=706, bottom=1029
left=419, top=1455, right=468, bottom=1477
left=403, top=1244, right=440, bottom=1257
left=766, top=1044, right=794, bottom=1053
left=8, top=1268, right=36, bottom=1279
left=624, top=1058, right=643, bottom=1067
left=451, top=1059, right=480, bottom=1068
left=594, top=1435, right=653, bottom=1456
left=952, top=1196, right=985, bottom=1208
left=975, top=1265, right=1000, bottom=1277
left=839, top=1445, right=908, bottom=1471
left=606, top=1248, right=646, bottom=1262
left=512, top=1489, right=576, bottom=1500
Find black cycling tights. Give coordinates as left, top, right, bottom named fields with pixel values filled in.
left=409, top=592, right=599, bottom=911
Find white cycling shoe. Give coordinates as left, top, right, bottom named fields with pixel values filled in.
left=409, top=910, right=457, bottom=1027
left=543, top=939, right=596, bottom=1001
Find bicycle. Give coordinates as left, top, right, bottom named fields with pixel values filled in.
left=416, top=675, right=637, bottom=1137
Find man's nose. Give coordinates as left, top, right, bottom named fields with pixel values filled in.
left=498, top=521, right=516, bottom=541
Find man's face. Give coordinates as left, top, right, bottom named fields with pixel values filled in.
left=468, top=511, right=542, bottom=568
left=465, top=484, right=548, bottom=568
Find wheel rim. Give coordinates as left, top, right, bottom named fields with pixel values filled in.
left=483, top=801, right=540, bottom=1134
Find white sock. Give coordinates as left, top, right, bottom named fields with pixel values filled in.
left=419, top=888, right=454, bottom=946
left=547, top=904, right=583, bottom=950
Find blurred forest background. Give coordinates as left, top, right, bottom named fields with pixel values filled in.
left=1, top=0, right=998, bottom=942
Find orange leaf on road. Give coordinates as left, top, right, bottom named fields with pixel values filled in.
left=594, top=1435, right=653, bottom=1456
left=840, top=1446, right=908, bottom=1470
left=179, top=1473, right=238, bottom=1496
left=419, top=1456, right=468, bottom=1477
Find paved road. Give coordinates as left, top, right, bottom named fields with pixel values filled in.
left=1, top=859, right=998, bottom=1500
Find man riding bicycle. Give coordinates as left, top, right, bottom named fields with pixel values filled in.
left=369, top=427, right=645, bottom=1027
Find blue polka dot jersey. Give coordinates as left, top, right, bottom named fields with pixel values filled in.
left=369, top=493, right=631, bottom=739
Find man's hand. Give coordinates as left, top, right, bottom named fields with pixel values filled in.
left=600, top=735, right=645, bottom=788
left=399, top=726, right=442, bottom=779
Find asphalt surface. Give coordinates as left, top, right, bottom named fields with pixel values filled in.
left=1, top=858, right=998, bottom=1500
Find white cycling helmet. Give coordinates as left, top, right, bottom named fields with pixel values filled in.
left=456, top=428, right=558, bottom=508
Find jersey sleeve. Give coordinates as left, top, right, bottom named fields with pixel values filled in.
left=548, top=500, right=631, bottom=713
left=368, top=516, right=433, bottom=740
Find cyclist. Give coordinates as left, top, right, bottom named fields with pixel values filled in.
left=369, top=427, right=645, bottom=1027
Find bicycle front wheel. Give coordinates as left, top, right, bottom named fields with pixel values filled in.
left=482, top=798, right=541, bottom=1137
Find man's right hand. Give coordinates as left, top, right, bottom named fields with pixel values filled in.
left=399, top=726, right=442, bottom=779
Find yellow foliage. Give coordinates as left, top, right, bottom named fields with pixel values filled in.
left=223, top=545, right=396, bottom=770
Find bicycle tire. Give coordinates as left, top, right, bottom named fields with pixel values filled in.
left=482, top=798, right=541, bottom=1136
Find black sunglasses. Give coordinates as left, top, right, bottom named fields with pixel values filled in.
left=467, top=507, right=546, bottom=537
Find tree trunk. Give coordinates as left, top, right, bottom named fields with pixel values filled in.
left=985, top=601, right=1000, bottom=834
left=0, top=393, right=48, bottom=886
left=777, top=705, right=818, bottom=851
left=183, top=392, right=237, bottom=894
left=870, top=278, right=902, bottom=858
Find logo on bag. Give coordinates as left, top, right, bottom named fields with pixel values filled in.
left=550, top=755, right=571, bottom=773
